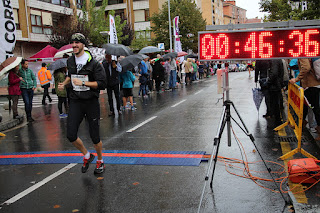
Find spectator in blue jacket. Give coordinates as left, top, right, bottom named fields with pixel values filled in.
left=120, top=70, right=136, bottom=111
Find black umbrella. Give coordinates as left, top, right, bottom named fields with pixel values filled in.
left=186, top=53, right=198, bottom=58
left=102, top=43, right=133, bottom=56
left=163, top=52, right=178, bottom=59
left=120, top=54, right=147, bottom=71
left=47, top=58, right=68, bottom=70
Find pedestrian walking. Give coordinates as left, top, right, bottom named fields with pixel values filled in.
left=164, top=58, right=171, bottom=90
left=8, top=64, right=23, bottom=119
left=58, top=33, right=107, bottom=174
left=138, top=60, right=148, bottom=97
left=169, top=57, right=177, bottom=90
left=289, top=58, right=320, bottom=140
left=152, top=58, right=165, bottom=93
left=54, top=67, right=68, bottom=118
left=255, top=60, right=272, bottom=118
left=102, top=54, right=122, bottom=116
left=120, top=70, right=136, bottom=110
left=19, top=59, right=37, bottom=122
left=185, top=58, right=193, bottom=85
left=37, top=63, right=52, bottom=105
left=269, top=59, right=284, bottom=127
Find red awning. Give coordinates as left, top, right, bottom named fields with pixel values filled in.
left=29, top=45, right=58, bottom=59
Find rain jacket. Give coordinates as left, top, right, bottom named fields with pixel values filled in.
left=19, top=67, right=37, bottom=89
left=120, top=71, right=135, bottom=89
left=296, top=58, right=320, bottom=89
left=37, top=67, right=52, bottom=86
left=8, top=71, right=21, bottom=95
left=268, top=59, right=284, bottom=91
left=54, top=71, right=67, bottom=97
left=67, top=51, right=107, bottom=100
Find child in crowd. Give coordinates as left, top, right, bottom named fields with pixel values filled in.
left=54, top=67, right=68, bottom=118
left=120, top=70, right=136, bottom=111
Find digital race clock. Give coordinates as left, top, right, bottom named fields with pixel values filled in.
left=198, top=27, right=320, bottom=60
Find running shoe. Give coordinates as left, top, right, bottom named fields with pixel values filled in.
left=59, top=113, right=68, bottom=118
left=81, top=153, right=95, bottom=173
left=94, top=161, right=105, bottom=174
left=131, top=106, right=136, bottom=111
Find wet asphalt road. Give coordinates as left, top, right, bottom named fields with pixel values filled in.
left=0, top=71, right=319, bottom=213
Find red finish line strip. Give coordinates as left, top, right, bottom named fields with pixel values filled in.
left=0, top=153, right=204, bottom=159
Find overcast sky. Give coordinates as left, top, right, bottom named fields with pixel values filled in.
left=235, top=0, right=268, bottom=19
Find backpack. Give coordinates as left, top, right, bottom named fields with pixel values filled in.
left=312, top=58, right=320, bottom=80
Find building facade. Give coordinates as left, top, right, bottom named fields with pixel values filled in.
left=12, top=0, right=86, bottom=58
left=223, top=0, right=246, bottom=25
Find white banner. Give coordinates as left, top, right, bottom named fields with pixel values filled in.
left=0, top=0, right=16, bottom=63
left=173, top=16, right=184, bottom=63
left=109, top=15, right=118, bottom=44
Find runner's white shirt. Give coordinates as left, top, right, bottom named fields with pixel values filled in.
left=72, top=52, right=90, bottom=91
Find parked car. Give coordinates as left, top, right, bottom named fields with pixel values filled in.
left=228, top=64, right=238, bottom=72
left=239, top=64, right=247, bottom=72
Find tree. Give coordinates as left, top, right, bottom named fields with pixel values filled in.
left=130, top=30, right=152, bottom=50
left=49, top=0, right=132, bottom=48
left=259, top=0, right=320, bottom=22
left=150, top=0, right=206, bottom=52
left=121, top=23, right=135, bottom=46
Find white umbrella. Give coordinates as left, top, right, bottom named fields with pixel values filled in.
left=0, top=57, right=22, bottom=81
left=139, top=46, right=161, bottom=54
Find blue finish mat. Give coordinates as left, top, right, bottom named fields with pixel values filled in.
left=0, top=150, right=206, bottom=166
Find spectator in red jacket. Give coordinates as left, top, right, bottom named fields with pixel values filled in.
left=8, top=65, right=24, bottom=119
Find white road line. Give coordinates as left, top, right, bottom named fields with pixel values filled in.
left=195, top=90, right=203, bottom=95
left=126, top=116, right=157, bottom=133
left=1, top=163, right=77, bottom=206
left=171, top=99, right=186, bottom=108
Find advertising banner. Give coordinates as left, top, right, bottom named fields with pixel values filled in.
left=0, top=0, right=16, bottom=63
left=173, top=16, right=184, bottom=63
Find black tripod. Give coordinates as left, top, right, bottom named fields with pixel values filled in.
left=197, top=70, right=291, bottom=213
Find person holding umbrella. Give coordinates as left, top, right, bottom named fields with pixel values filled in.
left=58, top=33, right=107, bottom=174
left=19, top=59, right=37, bottom=122
left=102, top=54, right=122, bottom=116
left=3, top=57, right=24, bottom=119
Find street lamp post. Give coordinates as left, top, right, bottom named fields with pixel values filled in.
left=168, top=0, right=172, bottom=52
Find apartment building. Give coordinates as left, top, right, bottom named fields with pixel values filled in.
left=12, top=0, right=86, bottom=58
left=194, top=0, right=223, bottom=25
left=223, top=0, right=246, bottom=25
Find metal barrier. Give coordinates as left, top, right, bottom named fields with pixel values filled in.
left=275, top=83, right=317, bottom=160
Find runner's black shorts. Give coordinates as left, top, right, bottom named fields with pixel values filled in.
left=123, top=88, right=133, bottom=97
left=247, top=65, right=253, bottom=69
left=67, top=98, right=100, bottom=144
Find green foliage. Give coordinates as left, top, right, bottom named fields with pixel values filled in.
left=259, top=0, right=320, bottom=22
left=150, top=0, right=206, bottom=52
left=49, top=0, right=132, bottom=48
left=83, top=0, right=109, bottom=46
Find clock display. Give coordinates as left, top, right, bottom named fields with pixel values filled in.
left=199, top=28, right=320, bottom=60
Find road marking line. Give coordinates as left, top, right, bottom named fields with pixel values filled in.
left=195, top=90, right=203, bottom=95
left=1, top=163, right=77, bottom=206
left=171, top=100, right=186, bottom=108
left=126, top=116, right=157, bottom=133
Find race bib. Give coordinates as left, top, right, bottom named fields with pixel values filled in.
left=71, top=74, right=90, bottom=92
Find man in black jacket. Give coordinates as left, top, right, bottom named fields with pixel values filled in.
left=255, top=60, right=271, bottom=118
left=58, top=33, right=107, bottom=174
left=269, top=59, right=284, bottom=127
left=102, top=54, right=121, bottom=116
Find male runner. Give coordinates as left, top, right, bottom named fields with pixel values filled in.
left=58, top=33, right=107, bottom=174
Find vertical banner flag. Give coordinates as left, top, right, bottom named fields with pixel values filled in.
left=173, top=16, right=184, bottom=63
left=0, top=0, right=16, bottom=63
left=109, top=15, right=118, bottom=60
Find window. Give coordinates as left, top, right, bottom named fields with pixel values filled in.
left=134, top=10, right=145, bottom=22
left=76, top=0, right=83, bottom=9
left=145, top=9, right=150, bottom=21
left=38, top=0, right=70, bottom=7
left=115, top=9, right=125, bottom=21
left=108, top=0, right=123, bottom=4
left=13, top=9, right=20, bottom=30
left=30, top=9, right=53, bottom=34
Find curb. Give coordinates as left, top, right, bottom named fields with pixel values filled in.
left=0, top=116, right=24, bottom=132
